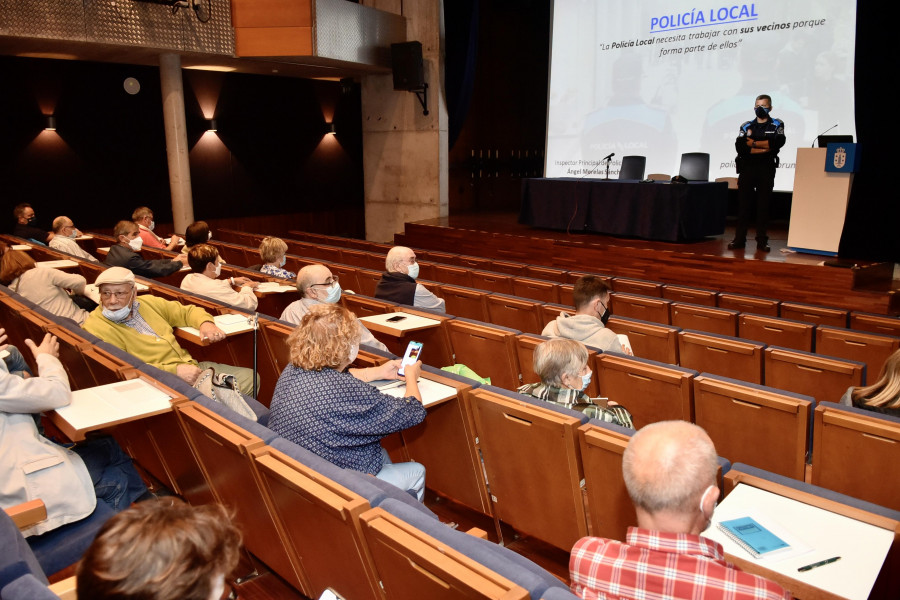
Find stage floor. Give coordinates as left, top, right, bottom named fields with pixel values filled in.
left=397, top=212, right=899, bottom=315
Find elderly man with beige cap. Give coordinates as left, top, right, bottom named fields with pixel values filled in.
left=83, top=267, right=257, bottom=394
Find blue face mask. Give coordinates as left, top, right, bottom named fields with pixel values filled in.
left=102, top=305, right=132, bottom=323
left=279, top=256, right=287, bottom=268
left=580, top=370, right=593, bottom=391
left=322, top=283, right=342, bottom=304
left=407, top=262, right=420, bottom=280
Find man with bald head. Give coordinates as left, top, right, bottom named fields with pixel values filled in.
left=570, top=421, right=789, bottom=600
left=49, top=216, right=101, bottom=263
left=280, top=263, right=387, bottom=352
left=374, top=246, right=445, bottom=312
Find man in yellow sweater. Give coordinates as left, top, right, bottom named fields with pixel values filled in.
left=83, top=267, right=257, bottom=395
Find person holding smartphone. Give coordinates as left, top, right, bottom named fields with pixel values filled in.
left=268, top=304, right=428, bottom=500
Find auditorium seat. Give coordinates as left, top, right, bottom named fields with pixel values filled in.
left=359, top=504, right=532, bottom=600
left=558, top=283, right=574, bottom=307
left=606, top=315, right=680, bottom=365
left=342, top=294, right=398, bottom=319
left=595, top=353, right=697, bottom=426
left=490, top=259, right=528, bottom=276
left=354, top=268, right=384, bottom=297
left=609, top=293, right=672, bottom=325
left=432, top=263, right=473, bottom=287
left=80, top=346, right=140, bottom=385
left=511, top=276, right=559, bottom=303
left=524, top=265, right=569, bottom=284
left=326, top=263, right=361, bottom=292
left=566, top=271, right=614, bottom=286
left=814, top=326, right=899, bottom=381
left=250, top=444, right=383, bottom=600
left=577, top=420, right=634, bottom=542
left=662, top=284, right=718, bottom=306
left=537, top=302, right=576, bottom=330
left=780, top=301, right=849, bottom=329
left=612, top=278, right=663, bottom=297
left=385, top=306, right=455, bottom=370
left=717, top=292, right=780, bottom=317
left=469, top=270, right=515, bottom=295
left=811, top=402, right=900, bottom=512
left=515, top=333, right=601, bottom=398
left=439, top=284, right=490, bottom=321
left=738, top=314, right=815, bottom=352
left=849, top=311, right=900, bottom=337
left=678, top=330, right=765, bottom=384
left=764, top=347, right=865, bottom=406
left=678, top=152, right=710, bottom=181
left=0, top=506, right=68, bottom=599
left=456, top=255, right=494, bottom=271
left=45, top=326, right=95, bottom=390
left=466, top=386, right=588, bottom=550
left=485, top=293, right=544, bottom=334
left=445, top=319, right=521, bottom=390
left=618, top=155, right=646, bottom=180
left=175, top=401, right=306, bottom=591
left=693, top=374, right=812, bottom=480
left=670, top=302, right=739, bottom=337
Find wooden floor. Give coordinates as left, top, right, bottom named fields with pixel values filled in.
left=396, top=212, right=899, bottom=315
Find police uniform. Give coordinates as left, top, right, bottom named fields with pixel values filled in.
left=733, top=114, right=786, bottom=249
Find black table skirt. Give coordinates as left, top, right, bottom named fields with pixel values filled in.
left=519, top=178, right=728, bottom=242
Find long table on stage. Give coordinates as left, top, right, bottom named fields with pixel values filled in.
left=519, top=177, right=728, bottom=242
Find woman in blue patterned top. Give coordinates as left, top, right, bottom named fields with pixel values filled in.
left=268, top=304, right=428, bottom=499
left=258, top=237, right=296, bottom=280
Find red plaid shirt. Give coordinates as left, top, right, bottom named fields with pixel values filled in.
left=570, top=528, right=790, bottom=600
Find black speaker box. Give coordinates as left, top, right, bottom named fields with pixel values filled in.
left=391, top=41, right=425, bottom=91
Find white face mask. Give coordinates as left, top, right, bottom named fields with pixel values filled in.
left=348, top=343, right=359, bottom=364
left=207, top=231, right=213, bottom=240
left=280, top=255, right=287, bottom=267
left=321, top=282, right=342, bottom=304
left=102, top=305, right=131, bottom=322
left=128, top=236, right=143, bottom=252
left=148, top=220, right=155, bottom=231
left=214, top=263, right=222, bottom=278
left=580, top=370, right=593, bottom=391
left=407, top=262, right=420, bottom=280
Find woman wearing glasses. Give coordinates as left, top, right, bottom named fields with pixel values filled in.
left=280, top=263, right=387, bottom=352
left=0, top=249, right=92, bottom=325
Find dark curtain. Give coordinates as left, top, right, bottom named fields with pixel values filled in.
left=444, top=0, right=479, bottom=150
left=838, top=3, right=897, bottom=261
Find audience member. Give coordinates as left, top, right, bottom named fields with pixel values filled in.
left=49, top=216, right=101, bottom=263
left=840, top=348, right=900, bottom=417
left=105, top=220, right=183, bottom=279
left=0, top=327, right=147, bottom=537
left=132, top=206, right=182, bottom=251
left=518, top=338, right=633, bottom=428
left=12, top=203, right=53, bottom=245
left=181, top=244, right=259, bottom=311
left=76, top=499, right=241, bottom=600
left=0, top=249, right=92, bottom=325
left=258, top=237, right=296, bottom=280
left=374, top=246, right=445, bottom=312
left=281, top=263, right=387, bottom=352
left=569, top=421, right=789, bottom=600
left=268, top=304, right=427, bottom=500
left=83, top=267, right=258, bottom=395
left=178, top=221, right=217, bottom=264
left=542, top=275, right=627, bottom=354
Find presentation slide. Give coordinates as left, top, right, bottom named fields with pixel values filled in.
left=545, top=0, right=857, bottom=190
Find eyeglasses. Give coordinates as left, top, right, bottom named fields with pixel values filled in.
left=100, top=289, right=133, bottom=299
left=310, top=274, right=339, bottom=287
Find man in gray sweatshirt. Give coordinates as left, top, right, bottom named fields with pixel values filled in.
left=541, top=275, right=625, bottom=354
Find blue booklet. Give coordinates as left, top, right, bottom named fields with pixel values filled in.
left=717, top=516, right=790, bottom=558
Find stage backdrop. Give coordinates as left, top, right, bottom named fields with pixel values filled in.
left=545, top=0, right=857, bottom=191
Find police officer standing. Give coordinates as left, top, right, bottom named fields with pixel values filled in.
left=729, top=94, right=785, bottom=252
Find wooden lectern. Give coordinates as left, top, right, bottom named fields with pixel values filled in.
left=787, top=148, right=854, bottom=255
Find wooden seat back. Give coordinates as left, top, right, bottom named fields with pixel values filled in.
left=445, top=321, right=520, bottom=390
left=815, top=326, right=900, bottom=383
left=578, top=423, right=633, bottom=542
left=678, top=331, right=765, bottom=383
left=738, top=313, right=815, bottom=352
left=764, top=347, right=864, bottom=406
left=670, top=303, right=739, bottom=337
left=595, top=353, right=695, bottom=426
left=606, top=316, right=680, bottom=365
left=609, top=293, right=672, bottom=325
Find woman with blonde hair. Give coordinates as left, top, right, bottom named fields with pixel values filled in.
left=840, top=349, right=900, bottom=417
left=258, top=236, right=295, bottom=280
left=268, top=303, right=428, bottom=499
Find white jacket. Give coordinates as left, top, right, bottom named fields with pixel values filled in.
left=541, top=313, right=624, bottom=354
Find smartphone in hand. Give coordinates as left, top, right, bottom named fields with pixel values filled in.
left=397, top=341, right=423, bottom=376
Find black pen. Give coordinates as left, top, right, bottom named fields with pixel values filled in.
left=798, top=556, right=841, bottom=572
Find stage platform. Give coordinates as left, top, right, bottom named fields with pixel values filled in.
left=394, top=212, right=899, bottom=315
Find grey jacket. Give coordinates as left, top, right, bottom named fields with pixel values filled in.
left=541, top=313, right=624, bottom=354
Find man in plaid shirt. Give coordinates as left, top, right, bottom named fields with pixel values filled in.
left=569, top=421, right=790, bottom=600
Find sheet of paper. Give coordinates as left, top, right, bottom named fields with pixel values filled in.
left=704, top=484, right=893, bottom=600
left=54, top=379, right=173, bottom=431
left=359, top=311, right=440, bottom=332
left=178, top=313, right=254, bottom=337
left=10, top=244, right=31, bottom=251
left=377, top=377, right=457, bottom=407
left=256, top=281, right=296, bottom=293
left=36, top=259, right=79, bottom=269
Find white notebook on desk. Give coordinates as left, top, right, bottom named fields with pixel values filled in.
left=178, top=313, right=255, bottom=337
left=373, top=378, right=457, bottom=407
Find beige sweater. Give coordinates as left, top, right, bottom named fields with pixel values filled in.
left=10, top=267, right=89, bottom=325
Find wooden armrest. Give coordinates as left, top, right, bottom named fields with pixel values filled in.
left=48, top=576, right=78, bottom=600
left=465, top=527, right=489, bottom=540
left=4, top=499, right=47, bottom=529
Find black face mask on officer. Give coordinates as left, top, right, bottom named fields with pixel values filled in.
left=755, top=106, right=770, bottom=119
